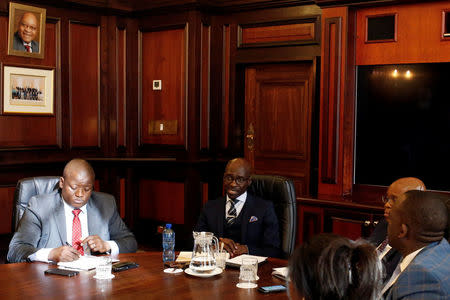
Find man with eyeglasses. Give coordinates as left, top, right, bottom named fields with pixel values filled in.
left=195, top=158, right=280, bottom=258
left=368, top=177, right=425, bottom=286
left=8, top=159, right=137, bottom=263
left=13, top=12, right=39, bottom=53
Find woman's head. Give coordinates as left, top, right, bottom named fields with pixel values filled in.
left=288, top=234, right=382, bottom=300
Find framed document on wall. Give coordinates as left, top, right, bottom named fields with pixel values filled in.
left=7, top=2, right=46, bottom=59
left=2, top=65, right=54, bottom=115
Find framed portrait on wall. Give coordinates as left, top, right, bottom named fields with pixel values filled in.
left=7, top=2, right=46, bottom=59
left=2, top=65, right=54, bottom=115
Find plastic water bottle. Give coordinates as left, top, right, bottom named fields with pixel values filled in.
left=162, top=223, right=175, bottom=263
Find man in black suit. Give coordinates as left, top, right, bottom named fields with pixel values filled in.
left=368, top=177, right=425, bottom=283
left=195, top=158, right=280, bottom=258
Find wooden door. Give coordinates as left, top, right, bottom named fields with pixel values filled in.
left=245, top=63, right=314, bottom=196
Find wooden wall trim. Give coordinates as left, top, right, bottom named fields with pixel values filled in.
left=116, top=26, right=127, bottom=148
left=200, top=23, right=211, bottom=151
left=222, top=24, right=231, bottom=150
left=320, top=16, right=341, bottom=185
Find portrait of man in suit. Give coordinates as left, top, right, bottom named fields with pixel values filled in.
left=8, top=3, right=46, bottom=58
left=195, top=158, right=281, bottom=258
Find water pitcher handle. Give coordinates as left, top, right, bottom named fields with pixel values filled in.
left=212, top=236, right=219, bottom=255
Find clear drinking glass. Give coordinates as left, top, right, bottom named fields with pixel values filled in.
left=214, top=250, right=228, bottom=270
left=95, top=257, right=113, bottom=279
left=236, top=257, right=258, bottom=288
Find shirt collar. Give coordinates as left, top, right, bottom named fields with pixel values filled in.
left=400, top=246, right=425, bottom=272
left=226, top=191, right=247, bottom=203
left=62, top=196, right=87, bottom=214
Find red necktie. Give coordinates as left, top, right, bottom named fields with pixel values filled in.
left=72, top=209, right=84, bottom=255
left=24, top=45, right=31, bottom=53
left=377, top=237, right=389, bottom=253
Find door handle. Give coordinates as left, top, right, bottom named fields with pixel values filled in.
left=246, top=123, right=255, bottom=150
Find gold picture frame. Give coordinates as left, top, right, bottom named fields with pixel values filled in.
left=2, top=65, right=54, bottom=115
left=7, top=2, right=46, bottom=59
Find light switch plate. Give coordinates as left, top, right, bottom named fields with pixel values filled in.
left=153, top=80, right=162, bottom=90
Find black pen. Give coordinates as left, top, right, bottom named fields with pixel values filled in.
left=65, top=242, right=73, bottom=247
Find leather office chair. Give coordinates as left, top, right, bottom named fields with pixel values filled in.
left=12, top=176, right=60, bottom=230
left=247, top=174, right=297, bottom=258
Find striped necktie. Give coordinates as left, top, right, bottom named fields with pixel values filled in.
left=377, top=237, right=389, bottom=254
left=226, top=199, right=239, bottom=224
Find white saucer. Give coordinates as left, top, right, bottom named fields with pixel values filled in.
left=184, top=267, right=223, bottom=278
left=164, top=268, right=183, bottom=274
left=94, top=274, right=115, bottom=280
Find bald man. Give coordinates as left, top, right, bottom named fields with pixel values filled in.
left=13, top=12, right=39, bottom=53
left=368, top=177, right=425, bottom=284
left=195, top=158, right=281, bottom=258
left=384, top=191, right=450, bottom=299
left=8, top=159, right=137, bottom=263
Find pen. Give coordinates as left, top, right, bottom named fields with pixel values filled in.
left=66, top=242, right=72, bottom=247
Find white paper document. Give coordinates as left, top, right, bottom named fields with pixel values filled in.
left=176, top=251, right=192, bottom=262
left=226, top=254, right=267, bottom=267
left=57, top=255, right=119, bottom=271
left=272, top=267, right=289, bottom=281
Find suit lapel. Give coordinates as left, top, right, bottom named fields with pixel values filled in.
left=240, top=195, right=253, bottom=244
left=87, top=198, right=101, bottom=235
left=216, top=197, right=226, bottom=237
left=53, top=194, right=67, bottom=245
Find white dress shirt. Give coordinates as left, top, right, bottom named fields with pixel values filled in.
left=381, top=246, right=425, bottom=297
left=28, top=197, right=119, bottom=262
left=226, top=191, right=247, bottom=219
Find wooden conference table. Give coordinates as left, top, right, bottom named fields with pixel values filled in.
left=0, top=252, right=289, bottom=299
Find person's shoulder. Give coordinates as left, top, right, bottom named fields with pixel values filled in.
left=406, top=240, right=450, bottom=280
left=247, top=193, right=272, bottom=207
left=203, top=196, right=225, bottom=209
left=27, top=191, right=60, bottom=211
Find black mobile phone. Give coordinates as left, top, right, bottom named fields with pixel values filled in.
left=258, top=285, right=287, bottom=293
left=44, top=268, right=79, bottom=277
left=112, top=261, right=139, bottom=272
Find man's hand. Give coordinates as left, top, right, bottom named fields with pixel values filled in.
left=48, top=246, right=80, bottom=262
left=82, top=235, right=111, bottom=253
left=219, top=238, right=248, bottom=257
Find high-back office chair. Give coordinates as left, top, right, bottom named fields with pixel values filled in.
left=12, top=176, right=60, bottom=230
left=247, top=174, right=297, bottom=258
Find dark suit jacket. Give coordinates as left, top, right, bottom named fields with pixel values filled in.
left=195, top=193, right=281, bottom=258
left=8, top=190, right=137, bottom=263
left=385, top=239, right=450, bottom=300
left=13, top=31, right=39, bottom=53
left=368, top=218, right=402, bottom=282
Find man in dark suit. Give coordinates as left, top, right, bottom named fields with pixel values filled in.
left=384, top=190, right=450, bottom=299
left=13, top=12, right=40, bottom=53
left=195, top=158, right=280, bottom=258
left=8, top=159, right=137, bottom=263
left=368, top=177, right=425, bottom=284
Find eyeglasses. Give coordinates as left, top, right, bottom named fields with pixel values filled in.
left=223, top=174, right=250, bottom=185
left=382, top=195, right=395, bottom=204
left=20, top=22, right=37, bottom=31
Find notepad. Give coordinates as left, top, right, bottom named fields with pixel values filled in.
left=226, top=254, right=267, bottom=268
left=57, top=255, right=119, bottom=271
left=272, top=267, right=289, bottom=281
left=176, top=251, right=192, bottom=263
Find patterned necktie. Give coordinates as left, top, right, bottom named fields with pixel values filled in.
left=24, top=45, right=31, bottom=53
left=226, top=199, right=239, bottom=224
left=377, top=237, right=389, bottom=254
left=72, top=209, right=84, bottom=255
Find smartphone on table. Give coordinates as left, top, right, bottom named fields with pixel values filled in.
left=258, top=285, right=287, bottom=293
left=44, top=268, right=79, bottom=277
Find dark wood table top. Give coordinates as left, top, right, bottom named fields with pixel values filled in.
left=0, top=252, right=289, bottom=299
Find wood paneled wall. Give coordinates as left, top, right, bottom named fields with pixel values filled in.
left=69, top=22, right=100, bottom=148
left=356, top=1, right=450, bottom=65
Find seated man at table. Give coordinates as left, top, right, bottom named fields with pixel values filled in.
left=8, top=159, right=137, bottom=263
left=195, top=158, right=280, bottom=258
left=383, top=190, right=450, bottom=299
left=368, top=177, right=425, bottom=284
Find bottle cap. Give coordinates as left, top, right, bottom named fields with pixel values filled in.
left=166, top=223, right=172, bottom=229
